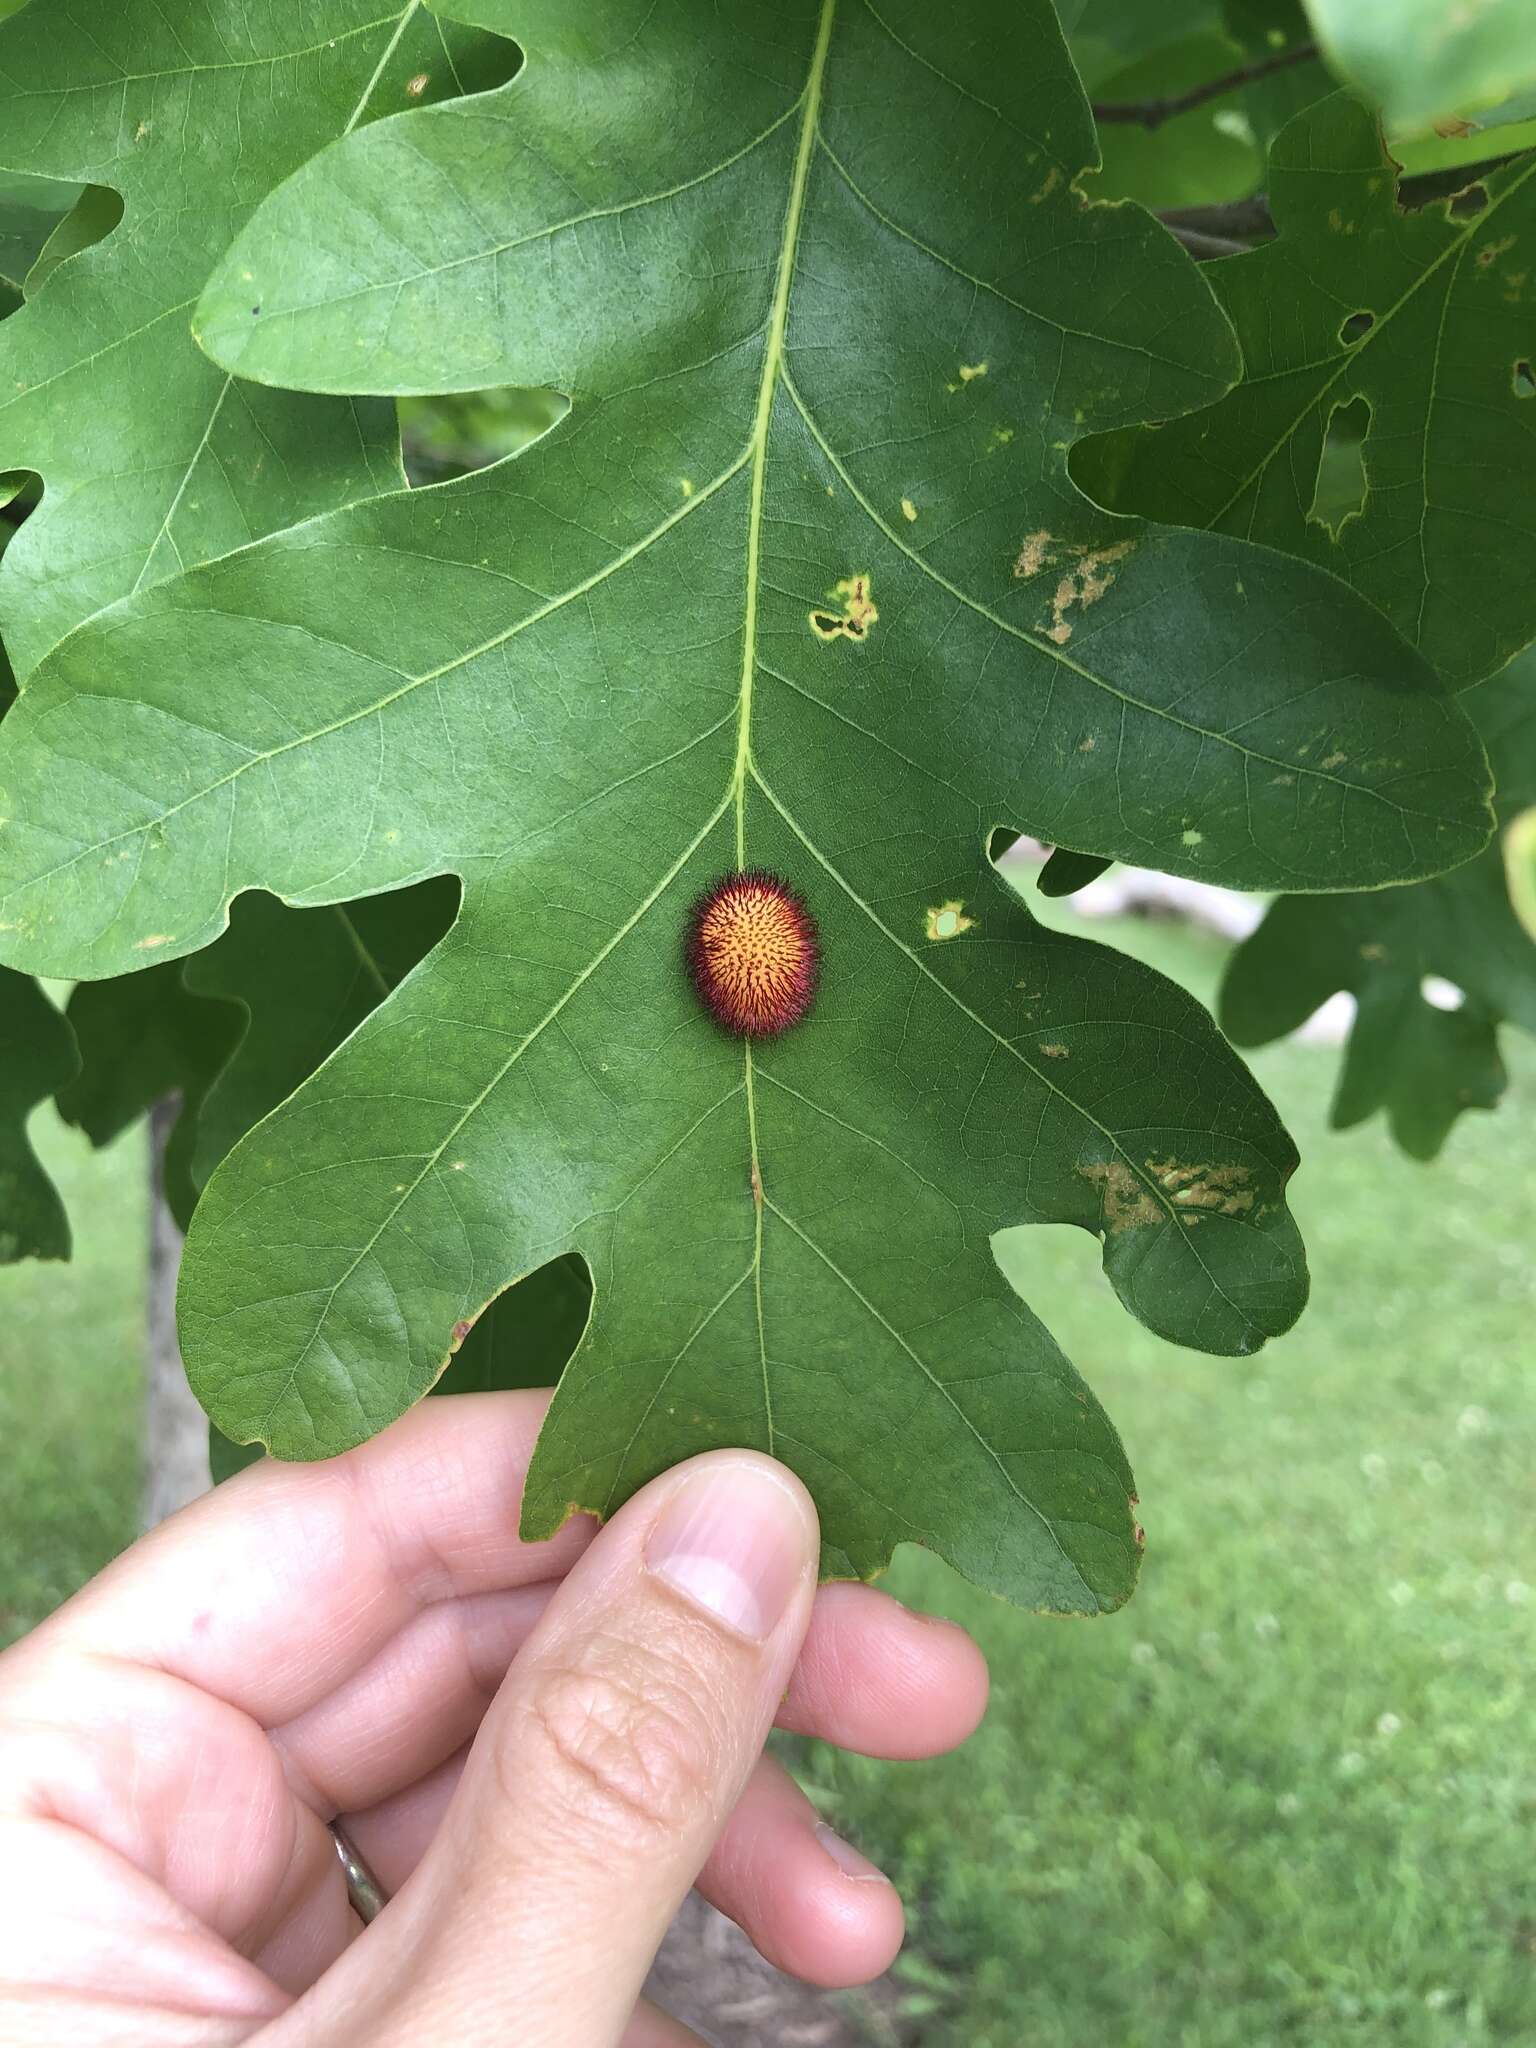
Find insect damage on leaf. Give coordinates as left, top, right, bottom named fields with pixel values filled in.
left=808, top=573, right=878, bottom=641
left=685, top=870, right=819, bottom=1038
left=1078, top=1156, right=1258, bottom=1230
left=924, top=901, right=975, bottom=941
left=1045, top=541, right=1135, bottom=646
left=1071, top=89, right=1536, bottom=689
left=1076, top=1161, right=1163, bottom=1231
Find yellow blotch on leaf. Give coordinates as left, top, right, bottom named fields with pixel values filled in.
left=808, top=573, right=879, bottom=643
left=901, top=497, right=918, bottom=522
left=925, top=900, right=975, bottom=942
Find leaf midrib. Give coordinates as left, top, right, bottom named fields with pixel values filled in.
left=730, top=0, right=838, bottom=1458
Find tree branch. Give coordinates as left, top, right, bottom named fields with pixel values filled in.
left=1156, top=147, right=1536, bottom=253
left=1167, top=225, right=1252, bottom=261
left=1092, top=43, right=1318, bottom=132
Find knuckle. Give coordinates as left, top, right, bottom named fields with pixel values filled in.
left=517, top=1646, right=722, bottom=1847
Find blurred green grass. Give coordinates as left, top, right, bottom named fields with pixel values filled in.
left=2, top=909, right=1533, bottom=2044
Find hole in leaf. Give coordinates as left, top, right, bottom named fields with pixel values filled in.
left=444, top=1251, right=592, bottom=1395
left=1038, top=847, right=1114, bottom=898
left=0, top=167, right=91, bottom=308
left=1308, top=395, right=1370, bottom=536
left=0, top=468, right=42, bottom=532
left=1447, top=182, right=1489, bottom=219
left=399, top=387, right=569, bottom=484
left=1515, top=360, right=1535, bottom=399
left=375, top=21, right=521, bottom=119
left=1338, top=310, right=1375, bottom=346
left=24, top=183, right=124, bottom=298
left=1420, top=974, right=1466, bottom=1012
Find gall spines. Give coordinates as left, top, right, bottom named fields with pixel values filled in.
left=685, top=869, right=819, bottom=1038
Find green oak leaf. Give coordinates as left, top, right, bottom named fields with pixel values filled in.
left=185, top=884, right=591, bottom=1391
left=187, top=889, right=592, bottom=1393
left=0, top=965, right=76, bottom=1262
left=208, top=1246, right=588, bottom=1483
left=21, top=184, right=123, bottom=303
left=1222, top=656, right=1536, bottom=1157
left=184, top=883, right=461, bottom=1192
left=201, top=886, right=590, bottom=1487
left=1219, top=2, right=1334, bottom=155
left=1, top=0, right=1502, bottom=1605
left=1068, top=0, right=1223, bottom=83
left=195, top=3, right=1489, bottom=890
left=58, top=964, right=240, bottom=1227
left=1085, top=33, right=1263, bottom=210
left=1074, top=92, right=1536, bottom=691
left=0, top=0, right=517, bottom=677
left=0, top=170, right=81, bottom=310
left=1301, top=0, right=1536, bottom=135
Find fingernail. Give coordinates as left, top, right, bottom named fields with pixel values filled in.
left=816, top=1823, right=891, bottom=1885
left=645, top=1459, right=811, bottom=1641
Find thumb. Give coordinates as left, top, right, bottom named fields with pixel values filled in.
left=312, top=1451, right=820, bottom=2047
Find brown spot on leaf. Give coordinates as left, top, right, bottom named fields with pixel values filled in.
left=1077, top=1162, right=1162, bottom=1231
left=1014, top=529, right=1052, bottom=578
left=1044, top=540, right=1134, bottom=646
left=1147, top=1158, right=1256, bottom=1217
left=1038, top=1042, right=1070, bottom=1059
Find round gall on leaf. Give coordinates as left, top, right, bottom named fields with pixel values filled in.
left=686, top=870, right=820, bottom=1038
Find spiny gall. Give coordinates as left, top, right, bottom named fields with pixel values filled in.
left=685, top=869, right=820, bottom=1038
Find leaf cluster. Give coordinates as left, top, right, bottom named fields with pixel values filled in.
left=0, top=0, right=1530, bottom=1607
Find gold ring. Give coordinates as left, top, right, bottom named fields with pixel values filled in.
left=330, top=1821, right=389, bottom=1924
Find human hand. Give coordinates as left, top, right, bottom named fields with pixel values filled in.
left=0, top=1390, right=987, bottom=2044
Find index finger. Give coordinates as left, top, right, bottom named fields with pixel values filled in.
left=24, top=1390, right=594, bottom=1727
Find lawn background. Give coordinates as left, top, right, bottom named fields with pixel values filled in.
left=2, top=904, right=1532, bottom=2046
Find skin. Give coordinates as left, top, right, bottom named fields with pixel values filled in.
left=0, top=1389, right=988, bottom=2045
